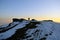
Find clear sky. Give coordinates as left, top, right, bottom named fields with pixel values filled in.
left=0, top=0, right=60, bottom=25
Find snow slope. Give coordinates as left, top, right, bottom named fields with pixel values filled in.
left=0, top=24, right=9, bottom=28
left=24, top=21, right=60, bottom=40
left=0, top=21, right=29, bottom=40
left=0, top=20, right=60, bottom=40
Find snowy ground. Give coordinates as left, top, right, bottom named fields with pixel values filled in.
left=0, top=20, right=60, bottom=40
left=0, top=21, right=29, bottom=40
left=25, top=21, right=60, bottom=40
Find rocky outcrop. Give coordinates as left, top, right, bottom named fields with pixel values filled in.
left=13, top=18, right=26, bottom=22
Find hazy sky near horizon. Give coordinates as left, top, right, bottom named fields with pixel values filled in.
left=0, top=0, right=60, bottom=24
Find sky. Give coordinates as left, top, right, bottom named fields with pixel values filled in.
left=0, top=0, right=60, bottom=25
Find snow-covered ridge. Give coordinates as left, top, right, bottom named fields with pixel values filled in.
left=24, top=21, right=60, bottom=40
left=0, top=19, right=60, bottom=40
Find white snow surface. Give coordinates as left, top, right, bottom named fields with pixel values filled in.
left=0, top=21, right=29, bottom=40
left=0, top=24, right=9, bottom=28
left=25, top=21, right=60, bottom=40
left=0, top=21, right=60, bottom=40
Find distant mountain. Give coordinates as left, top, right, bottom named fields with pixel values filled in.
left=0, top=18, right=60, bottom=40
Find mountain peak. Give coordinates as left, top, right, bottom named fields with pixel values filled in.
left=0, top=18, right=60, bottom=40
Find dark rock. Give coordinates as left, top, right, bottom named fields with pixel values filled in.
left=40, top=37, right=46, bottom=40
left=45, top=34, right=48, bottom=36
left=13, top=18, right=26, bottom=22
